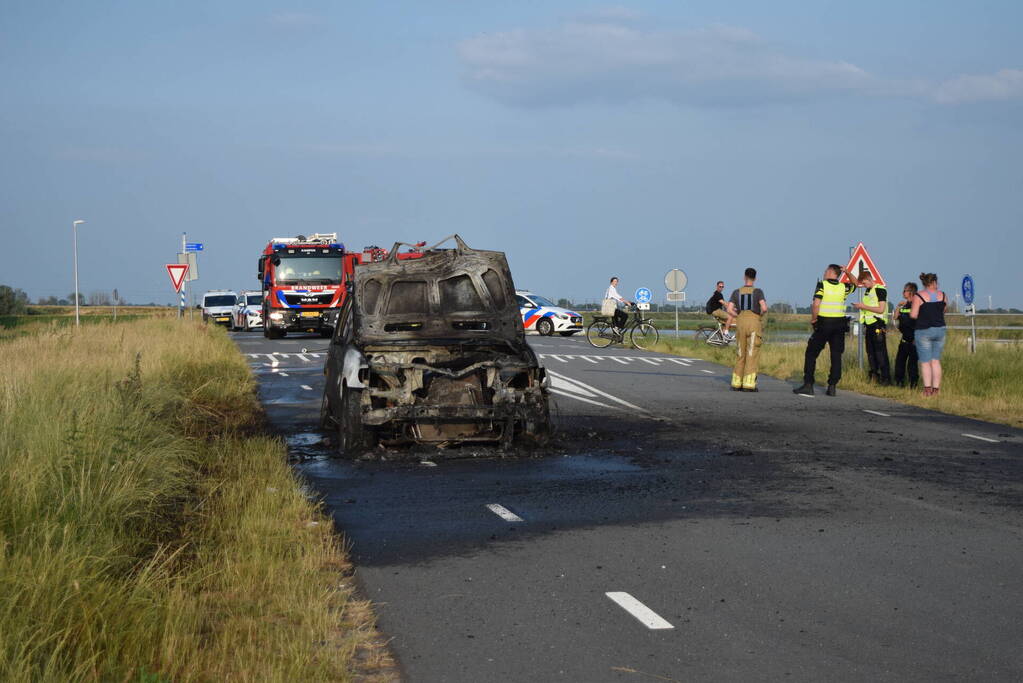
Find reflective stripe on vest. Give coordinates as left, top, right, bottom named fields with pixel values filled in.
left=737, top=285, right=755, bottom=312
left=860, top=286, right=888, bottom=324
left=818, top=280, right=849, bottom=317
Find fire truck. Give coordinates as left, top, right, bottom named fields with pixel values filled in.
left=258, top=234, right=425, bottom=339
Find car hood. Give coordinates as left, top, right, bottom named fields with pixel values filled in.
left=204, top=306, right=234, bottom=314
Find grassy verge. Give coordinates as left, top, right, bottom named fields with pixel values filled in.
left=0, top=319, right=391, bottom=681
left=652, top=329, right=1023, bottom=429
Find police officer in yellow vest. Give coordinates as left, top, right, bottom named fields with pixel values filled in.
left=725, top=267, right=768, bottom=391
left=794, top=264, right=855, bottom=397
left=853, top=270, right=891, bottom=384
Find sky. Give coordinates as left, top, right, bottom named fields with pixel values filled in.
left=2, top=1, right=1021, bottom=308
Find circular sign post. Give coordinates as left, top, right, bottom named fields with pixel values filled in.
left=962, top=274, right=977, bottom=353
left=635, top=287, right=652, bottom=304
left=664, top=269, right=688, bottom=293
left=961, top=274, right=975, bottom=305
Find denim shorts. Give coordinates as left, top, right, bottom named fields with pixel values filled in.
left=915, top=326, right=946, bottom=363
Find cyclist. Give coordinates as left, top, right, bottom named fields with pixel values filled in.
left=705, top=280, right=734, bottom=336
left=604, top=277, right=633, bottom=331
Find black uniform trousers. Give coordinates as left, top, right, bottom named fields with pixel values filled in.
left=893, top=336, right=919, bottom=387
left=803, top=317, right=848, bottom=386
left=864, top=320, right=891, bottom=383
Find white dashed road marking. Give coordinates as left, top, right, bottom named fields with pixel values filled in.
left=279, top=372, right=289, bottom=377
left=486, top=504, right=524, bottom=522
left=701, top=369, right=714, bottom=374
left=538, top=354, right=697, bottom=367
left=605, top=592, right=674, bottom=630
left=963, top=433, right=1000, bottom=443
left=547, top=371, right=645, bottom=412
left=863, top=409, right=891, bottom=417
left=300, top=385, right=313, bottom=391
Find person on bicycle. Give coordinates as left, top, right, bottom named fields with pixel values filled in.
left=604, top=277, right=633, bottom=331
left=705, top=281, right=734, bottom=336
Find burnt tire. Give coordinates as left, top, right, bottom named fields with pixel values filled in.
left=319, top=391, right=333, bottom=430
left=536, top=317, right=555, bottom=336
left=337, top=386, right=374, bottom=458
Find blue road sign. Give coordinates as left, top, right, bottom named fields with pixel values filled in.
left=961, top=274, right=975, bottom=305
left=185, top=242, right=204, bottom=252
left=635, top=287, right=652, bottom=303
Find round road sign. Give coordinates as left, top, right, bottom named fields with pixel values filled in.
left=664, top=269, right=687, bottom=292
left=635, top=287, right=652, bottom=303
left=961, top=275, right=975, bottom=306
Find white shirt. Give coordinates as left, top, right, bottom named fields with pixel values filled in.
left=605, top=284, right=625, bottom=303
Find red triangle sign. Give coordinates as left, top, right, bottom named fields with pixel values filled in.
left=166, top=264, right=189, bottom=292
left=840, top=242, right=886, bottom=287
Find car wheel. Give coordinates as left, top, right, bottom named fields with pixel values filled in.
left=337, top=385, right=374, bottom=458
left=536, top=317, right=554, bottom=336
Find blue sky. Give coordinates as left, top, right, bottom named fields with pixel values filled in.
left=2, top=1, right=1021, bottom=307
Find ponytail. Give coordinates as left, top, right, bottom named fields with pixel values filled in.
left=919, top=272, right=937, bottom=287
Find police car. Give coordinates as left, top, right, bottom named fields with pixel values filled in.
left=516, top=290, right=584, bottom=336
left=232, top=290, right=263, bottom=331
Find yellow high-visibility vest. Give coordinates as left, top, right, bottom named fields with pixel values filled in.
left=818, top=280, right=849, bottom=318
left=860, top=286, right=888, bottom=324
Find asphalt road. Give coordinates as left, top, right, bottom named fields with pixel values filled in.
left=234, top=329, right=1023, bottom=682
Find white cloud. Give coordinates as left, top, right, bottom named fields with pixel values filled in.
left=932, top=69, right=1023, bottom=104
left=458, top=17, right=1023, bottom=108
left=458, top=20, right=873, bottom=107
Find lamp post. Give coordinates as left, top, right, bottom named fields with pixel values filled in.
left=72, top=219, right=85, bottom=326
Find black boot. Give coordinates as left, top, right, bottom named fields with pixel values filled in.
left=793, top=383, right=814, bottom=396
left=826, top=384, right=837, bottom=397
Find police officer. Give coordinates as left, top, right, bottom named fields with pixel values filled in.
left=794, top=264, right=855, bottom=397
left=853, top=270, right=891, bottom=384
left=726, top=267, right=767, bottom=392
left=892, top=282, right=919, bottom=388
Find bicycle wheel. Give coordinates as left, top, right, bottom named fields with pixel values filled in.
left=586, top=320, right=615, bottom=348
left=694, top=327, right=711, bottom=342
left=630, top=323, right=659, bottom=350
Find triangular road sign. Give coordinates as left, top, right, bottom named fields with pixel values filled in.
left=166, top=263, right=189, bottom=292
left=841, top=242, right=886, bottom=287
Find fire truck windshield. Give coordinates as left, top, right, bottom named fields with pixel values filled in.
left=275, top=256, right=343, bottom=285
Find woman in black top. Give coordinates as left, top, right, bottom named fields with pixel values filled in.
left=909, top=273, right=947, bottom=397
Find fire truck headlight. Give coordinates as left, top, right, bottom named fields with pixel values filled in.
left=269, top=312, right=284, bottom=320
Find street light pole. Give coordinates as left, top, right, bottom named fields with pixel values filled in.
left=73, top=219, right=85, bottom=326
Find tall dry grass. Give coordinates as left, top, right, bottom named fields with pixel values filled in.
left=0, top=319, right=389, bottom=681
left=655, top=330, right=1023, bottom=428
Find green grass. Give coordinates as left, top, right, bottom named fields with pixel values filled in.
left=652, top=330, right=1023, bottom=429
left=0, top=319, right=390, bottom=681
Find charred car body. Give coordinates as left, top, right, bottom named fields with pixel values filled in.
left=321, top=235, right=551, bottom=455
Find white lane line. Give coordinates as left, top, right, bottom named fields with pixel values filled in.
left=668, top=358, right=693, bottom=366
left=486, top=503, right=523, bottom=522
left=549, top=388, right=618, bottom=410
left=796, top=393, right=813, bottom=399
left=863, top=409, right=891, bottom=417
left=609, top=356, right=630, bottom=364
left=580, top=356, right=600, bottom=363
left=639, top=357, right=661, bottom=365
left=548, top=355, right=569, bottom=362
left=963, top=433, right=1000, bottom=443
left=300, top=384, right=313, bottom=391
left=605, top=592, right=674, bottom=630
left=271, top=356, right=279, bottom=367
left=701, top=369, right=714, bottom=374
left=279, top=372, right=289, bottom=377
left=296, top=353, right=309, bottom=362
left=547, top=370, right=645, bottom=412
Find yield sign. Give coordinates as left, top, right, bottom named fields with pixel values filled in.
left=166, top=263, right=189, bottom=292
left=841, top=242, right=886, bottom=287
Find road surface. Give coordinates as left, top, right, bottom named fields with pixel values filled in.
left=235, top=330, right=1023, bottom=682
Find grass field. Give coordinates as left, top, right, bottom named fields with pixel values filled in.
left=652, top=329, right=1023, bottom=429
left=0, top=319, right=390, bottom=681
left=0, top=307, right=175, bottom=341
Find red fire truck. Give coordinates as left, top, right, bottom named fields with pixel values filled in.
left=258, top=234, right=424, bottom=338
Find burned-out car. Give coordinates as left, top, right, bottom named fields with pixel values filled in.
left=321, top=235, right=551, bottom=456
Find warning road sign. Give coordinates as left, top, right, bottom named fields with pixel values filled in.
left=166, top=264, right=189, bottom=292
left=841, top=242, right=886, bottom=287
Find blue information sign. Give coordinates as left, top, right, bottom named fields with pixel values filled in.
left=635, top=287, right=652, bottom=303
left=961, top=274, right=975, bottom=306
left=185, top=242, right=204, bottom=252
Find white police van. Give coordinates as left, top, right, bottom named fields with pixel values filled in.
left=201, top=290, right=238, bottom=327
left=515, top=290, right=584, bottom=336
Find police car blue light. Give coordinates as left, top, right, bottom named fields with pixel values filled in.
left=516, top=290, right=584, bottom=336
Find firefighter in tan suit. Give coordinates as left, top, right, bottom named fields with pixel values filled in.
left=726, top=267, right=768, bottom=392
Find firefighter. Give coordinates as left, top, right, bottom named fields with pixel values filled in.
left=892, top=282, right=919, bottom=388
left=853, top=270, right=891, bottom=384
left=794, top=264, right=855, bottom=397
left=726, top=267, right=767, bottom=391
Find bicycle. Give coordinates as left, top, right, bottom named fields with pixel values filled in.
left=586, top=305, right=659, bottom=350
left=695, top=320, right=735, bottom=346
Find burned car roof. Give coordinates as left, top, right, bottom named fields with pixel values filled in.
left=352, top=235, right=523, bottom=345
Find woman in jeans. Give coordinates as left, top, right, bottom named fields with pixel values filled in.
left=909, top=272, right=946, bottom=397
